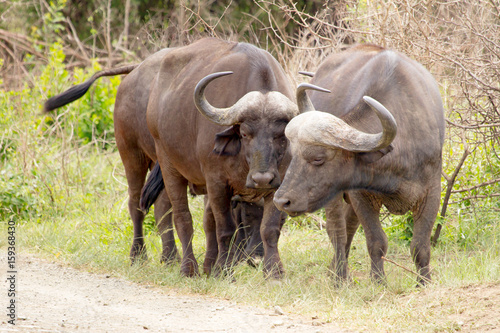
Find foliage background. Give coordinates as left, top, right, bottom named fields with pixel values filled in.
left=2, top=0, right=498, bottom=243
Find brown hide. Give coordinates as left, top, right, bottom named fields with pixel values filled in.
left=43, top=43, right=271, bottom=271
left=146, top=38, right=296, bottom=277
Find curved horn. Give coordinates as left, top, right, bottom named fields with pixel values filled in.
left=362, top=96, right=397, bottom=151
left=296, top=83, right=330, bottom=113
left=194, top=71, right=241, bottom=126
left=290, top=97, right=397, bottom=152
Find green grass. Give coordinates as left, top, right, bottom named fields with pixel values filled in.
left=0, top=135, right=498, bottom=332
left=2, top=147, right=498, bottom=332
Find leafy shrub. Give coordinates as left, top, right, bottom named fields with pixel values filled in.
left=0, top=167, right=38, bottom=220
left=384, top=212, right=414, bottom=245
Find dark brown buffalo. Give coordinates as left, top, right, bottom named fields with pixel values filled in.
left=274, top=44, right=445, bottom=285
left=141, top=37, right=320, bottom=277
left=43, top=45, right=267, bottom=269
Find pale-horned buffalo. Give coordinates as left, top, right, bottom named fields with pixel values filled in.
left=274, top=44, right=445, bottom=285
left=141, top=37, right=322, bottom=277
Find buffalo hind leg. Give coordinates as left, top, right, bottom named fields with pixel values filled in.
left=411, top=180, right=441, bottom=285
left=121, top=152, right=150, bottom=263
left=153, top=190, right=179, bottom=264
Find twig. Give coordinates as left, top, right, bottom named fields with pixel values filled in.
left=449, top=193, right=500, bottom=205
left=254, top=1, right=333, bottom=51
left=120, top=0, right=131, bottom=49
left=66, top=17, right=90, bottom=63
left=451, top=178, right=500, bottom=194
left=446, top=118, right=500, bottom=129
left=0, top=40, right=34, bottom=85
left=381, top=256, right=432, bottom=284
left=432, top=146, right=470, bottom=246
left=106, top=0, right=113, bottom=67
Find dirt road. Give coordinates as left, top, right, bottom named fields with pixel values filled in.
left=1, top=254, right=347, bottom=332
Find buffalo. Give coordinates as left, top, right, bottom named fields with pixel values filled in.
left=43, top=42, right=269, bottom=270
left=274, top=44, right=445, bottom=285
left=140, top=37, right=323, bottom=278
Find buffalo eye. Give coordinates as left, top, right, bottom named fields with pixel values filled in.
left=310, top=156, right=325, bottom=166
left=239, top=125, right=252, bottom=139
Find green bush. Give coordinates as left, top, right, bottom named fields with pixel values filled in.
left=0, top=42, right=120, bottom=219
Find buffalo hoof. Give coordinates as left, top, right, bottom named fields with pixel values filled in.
left=130, top=243, right=147, bottom=264
left=180, top=260, right=199, bottom=277
left=160, top=251, right=180, bottom=266
left=370, top=274, right=388, bottom=286
left=203, top=257, right=217, bottom=276
left=416, top=276, right=431, bottom=287
left=263, top=263, right=285, bottom=280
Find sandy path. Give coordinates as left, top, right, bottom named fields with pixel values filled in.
left=1, top=254, right=347, bottom=332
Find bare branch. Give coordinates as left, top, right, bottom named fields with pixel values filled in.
left=451, top=178, right=500, bottom=194
left=382, top=256, right=432, bottom=284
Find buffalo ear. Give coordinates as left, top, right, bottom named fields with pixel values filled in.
left=358, top=144, right=393, bottom=164
left=213, top=125, right=241, bottom=156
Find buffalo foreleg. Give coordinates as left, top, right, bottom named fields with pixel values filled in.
left=153, top=190, right=179, bottom=264
left=261, top=195, right=285, bottom=279
left=350, top=192, right=387, bottom=283
left=325, top=197, right=349, bottom=282
left=206, top=186, right=237, bottom=277
left=202, top=197, right=219, bottom=275
left=160, top=158, right=199, bottom=277
left=344, top=201, right=361, bottom=259
left=411, top=179, right=441, bottom=285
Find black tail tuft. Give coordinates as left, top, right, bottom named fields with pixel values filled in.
left=43, top=64, right=138, bottom=112
left=43, top=78, right=96, bottom=112
left=140, top=162, right=165, bottom=213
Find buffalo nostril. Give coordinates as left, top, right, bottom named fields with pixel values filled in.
left=251, top=172, right=274, bottom=186
left=273, top=197, right=291, bottom=211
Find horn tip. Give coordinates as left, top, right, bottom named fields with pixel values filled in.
left=363, top=96, right=376, bottom=104
left=298, top=83, right=330, bottom=94
left=298, top=71, right=315, bottom=77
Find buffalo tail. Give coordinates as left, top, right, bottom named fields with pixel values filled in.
left=43, top=64, right=138, bottom=112
left=140, top=162, right=165, bottom=214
